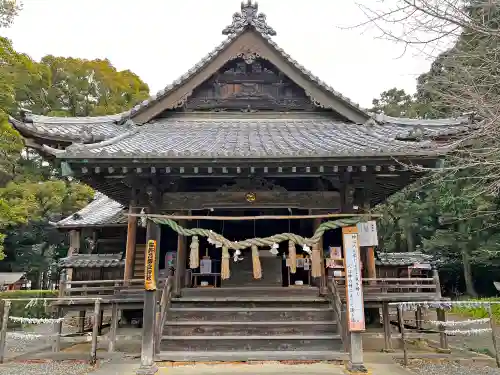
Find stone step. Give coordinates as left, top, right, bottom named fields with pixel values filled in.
left=163, top=321, right=337, bottom=336
left=159, top=335, right=343, bottom=352
left=171, top=297, right=329, bottom=309
left=181, top=286, right=320, bottom=298
left=156, top=350, right=347, bottom=362
left=169, top=307, right=335, bottom=322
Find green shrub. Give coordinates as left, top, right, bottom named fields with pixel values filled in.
left=451, top=297, right=500, bottom=322
left=0, top=290, right=58, bottom=326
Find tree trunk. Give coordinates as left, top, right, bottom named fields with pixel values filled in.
left=461, top=247, right=477, bottom=297
left=459, top=223, right=477, bottom=297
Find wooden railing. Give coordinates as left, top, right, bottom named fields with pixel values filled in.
left=326, top=278, right=347, bottom=346
left=331, top=277, right=438, bottom=298
left=59, top=278, right=169, bottom=298
left=155, top=272, right=174, bottom=354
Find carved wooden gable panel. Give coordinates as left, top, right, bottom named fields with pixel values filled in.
left=182, top=58, right=317, bottom=111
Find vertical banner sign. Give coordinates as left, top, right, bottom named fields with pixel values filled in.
left=145, top=240, right=157, bottom=291
left=342, top=227, right=365, bottom=332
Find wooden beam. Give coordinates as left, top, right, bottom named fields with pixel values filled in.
left=124, top=201, right=137, bottom=282
left=127, top=213, right=381, bottom=221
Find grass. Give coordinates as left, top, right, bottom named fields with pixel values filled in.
left=0, top=290, right=58, bottom=326
left=451, top=297, right=500, bottom=321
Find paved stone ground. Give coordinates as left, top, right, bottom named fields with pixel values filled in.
left=87, top=361, right=413, bottom=375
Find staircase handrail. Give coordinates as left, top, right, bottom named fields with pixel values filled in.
left=154, top=269, right=174, bottom=353
left=327, top=278, right=346, bottom=344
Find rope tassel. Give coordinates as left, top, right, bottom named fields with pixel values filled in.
left=288, top=240, right=297, bottom=274
left=189, top=236, right=199, bottom=269
left=221, top=246, right=230, bottom=280
left=252, top=245, right=262, bottom=279
left=311, top=243, right=322, bottom=277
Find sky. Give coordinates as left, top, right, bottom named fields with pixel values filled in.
left=2, top=0, right=435, bottom=109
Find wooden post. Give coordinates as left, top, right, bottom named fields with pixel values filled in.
left=312, top=216, right=325, bottom=292
left=90, top=299, right=101, bottom=365
left=433, top=268, right=442, bottom=299
left=0, top=301, right=11, bottom=364
left=174, top=216, right=187, bottom=296
left=436, top=308, right=449, bottom=351
left=138, top=215, right=159, bottom=375
left=66, top=230, right=80, bottom=289
left=124, top=201, right=137, bottom=282
left=366, top=247, right=376, bottom=280
left=108, top=303, right=119, bottom=353
left=382, top=302, right=392, bottom=351
left=488, top=304, right=500, bottom=368
left=52, top=307, right=63, bottom=352
left=416, top=306, right=423, bottom=330
left=397, top=305, right=408, bottom=366
left=78, top=310, right=86, bottom=333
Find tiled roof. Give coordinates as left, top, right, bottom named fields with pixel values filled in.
left=0, top=272, right=25, bottom=285
left=8, top=1, right=474, bottom=148
left=376, top=251, right=434, bottom=267
left=9, top=113, right=128, bottom=143
left=55, top=116, right=448, bottom=160
left=374, top=114, right=473, bottom=138
left=58, top=253, right=124, bottom=268
left=56, top=193, right=126, bottom=228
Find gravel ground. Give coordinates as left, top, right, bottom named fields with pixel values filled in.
left=404, top=359, right=500, bottom=375
left=0, top=360, right=96, bottom=375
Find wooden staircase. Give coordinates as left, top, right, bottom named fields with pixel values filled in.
left=133, top=244, right=145, bottom=279
left=156, top=286, right=346, bottom=361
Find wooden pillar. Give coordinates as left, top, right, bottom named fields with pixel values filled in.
left=52, top=307, right=63, bottom=352
left=108, top=303, right=119, bottom=353
left=174, top=213, right=187, bottom=296
left=0, top=301, right=11, bottom=364
left=124, top=201, right=137, bottom=282
left=66, top=230, right=80, bottom=285
left=90, top=299, right=101, bottom=365
left=366, top=247, right=376, bottom=279
left=138, top=195, right=160, bottom=375
left=382, top=302, right=392, bottom=351
left=312, top=216, right=325, bottom=292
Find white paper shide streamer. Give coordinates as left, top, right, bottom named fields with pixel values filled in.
left=445, top=328, right=492, bottom=336
left=9, top=316, right=64, bottom=324
left=426, top=318, right=490, bottom=327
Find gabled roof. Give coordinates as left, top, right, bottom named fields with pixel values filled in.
left=8, top=1, right=474, bottom=157
left=56, top=192, right=126, bottom=229
left=126, top=1, right=370, bottom=124
left=50, top=113, right=449, bottom=160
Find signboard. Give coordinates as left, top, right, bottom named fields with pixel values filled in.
left=342, top=227, right=365, bottom=332
left=357, top=221, right=378, bottom=247
left=200, top=258, right=212, bottom=274
left=145, top=240, right=157, bottom=291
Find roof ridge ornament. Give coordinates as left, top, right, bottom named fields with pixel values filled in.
left=222, top=1, right=276, bottom=36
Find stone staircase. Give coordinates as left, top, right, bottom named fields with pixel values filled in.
left=156, top=286, right=345, bottom=361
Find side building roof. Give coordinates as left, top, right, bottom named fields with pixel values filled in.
left=56, top=192, right=126, bottom=229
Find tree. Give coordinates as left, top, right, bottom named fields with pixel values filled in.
left=357, top=1, right=500, bottom=199
left=0, top=0, right=20, bottom=28
left=370, top=88, right=420, bottom=117
left=0, top=38, right=150, bottom=287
